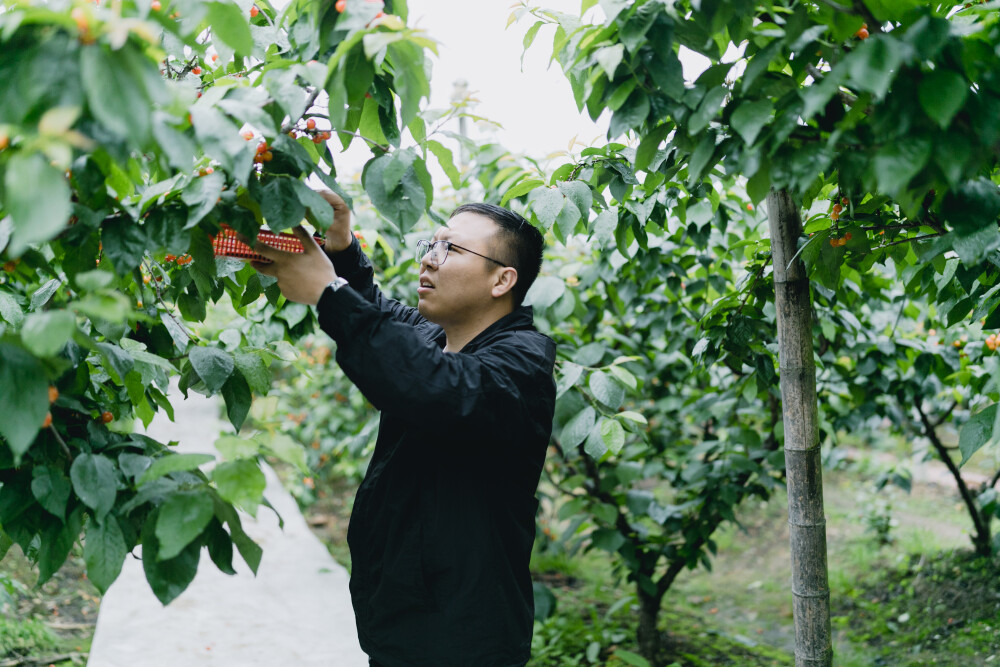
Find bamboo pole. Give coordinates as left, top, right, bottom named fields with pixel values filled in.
left=766, top=188, right=832, bottom=667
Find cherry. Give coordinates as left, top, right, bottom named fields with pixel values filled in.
left=306, top=118, right=317, bottom=130
left=335, top=0, right=346, bottom=11
left=42, top=413, right=53, bottom=428
left=192, top=66, right=202, bottom=75
left=151, top=0, right=161, bottom=10
left=101, top=411, right=114, bottom=423
left=49, top=386, right=59, bottom=403
left=250, top=5, right=259, bottom=17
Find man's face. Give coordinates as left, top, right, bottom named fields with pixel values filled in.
left=416, top=212, right=505, bottom=326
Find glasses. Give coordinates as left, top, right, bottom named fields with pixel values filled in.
left=416, top=239, right=507, bottom=268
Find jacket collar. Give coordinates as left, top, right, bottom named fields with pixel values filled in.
left=451, top=305, right=537, bottom=353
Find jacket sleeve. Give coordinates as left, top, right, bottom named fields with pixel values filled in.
left=328, top=235, right=426, bottom=328
left=316, top=286, right=555, bottom=439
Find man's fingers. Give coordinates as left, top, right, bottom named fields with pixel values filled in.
left=291, top=225, right=322, bottom=254
left=251, top=260, right=276, bottom=276
left=318, top=189, right=347, bottom=210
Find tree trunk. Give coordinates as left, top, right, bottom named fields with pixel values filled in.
left=766, top=188, right=833, bottom=667
left=636, top=586, right=663, bottom=664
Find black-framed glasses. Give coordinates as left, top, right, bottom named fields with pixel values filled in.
left=416, top=239, right=506, bottom=268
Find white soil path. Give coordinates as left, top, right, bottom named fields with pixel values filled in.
left=88, top=387, right=367, bottom=667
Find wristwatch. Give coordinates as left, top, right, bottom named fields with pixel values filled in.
left=326, top=277, right=349, bottom=293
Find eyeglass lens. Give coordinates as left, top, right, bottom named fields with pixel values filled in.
left=417, top=240, right=447, bottom=266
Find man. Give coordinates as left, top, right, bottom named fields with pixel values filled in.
left=251, top=190, right=557, bottom=667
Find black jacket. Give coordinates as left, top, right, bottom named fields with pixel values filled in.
left=315, top=237, right=556, bottom=667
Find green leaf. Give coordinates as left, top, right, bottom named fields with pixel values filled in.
left=634, top=123, right=671, bottom=173
left=731, top=100, right=773, bottom=146
left=526, top=276, right=566, bottom=309
left=207, top=2, right=254, bottom=54
left=608, top=365, right=637, bottom=390
left=589, top=370, right=626, bottom=410
left=102, top=215, right=148, bottom=271
left=84, top=515, right=127, bottom=594
left=608, top=89, right=650, bottom=138
left=845, top=35, right=905, bottom=100
left=80, top=44, right=150, bottom=142
left=234, top=352, right=271, bottom=395
left=561, top=406, right=596, bottom=448
left=614, top=649, right=652, bottom=667
left=529, top=187, right=565, bottom=229
left=96, top=342, right=135, bottom=384
left=205, top=519, right=236, bottom=575
left=427, top=140, right=461, bottom=189
left=590, top=527, right=625, bottom=552
left=29, top=279, right=61, bottom=311
left=595, top=44, right=625, bottom=79
left=214, top=435, right=261, bottom=461
left=156, top=490, right=214, bottom=561
left=263, top=432, right=308, bottom=473
left=959, top=404, right=997, bottom=467
left=70, top=453, right=117, bottom=519
left=221, top=369, right=252, bottom=432
left=0, top=343, right=48, bottom=460
left=618, top=411, right=647, bottom=425
left=212, top=460, right=266, bottom=515
left=137, top=453, right=215, bottom=486
left=189, top=346, right=234, bottom=393
left=37, top=509, right=81, bottom=586
left=557, top=181, right=593, bottom=220
left=31, top=466, right=72, bottom=520
left=0, top=291, right=24, bottom=327
left=501, top=179, right=545, bottom=207
left=583, top=426, right=608, bottom=459
left=873, top=137, right=931, bottom=196
left=74, top=292, right=131, bottom=323
left=599, top=417, right=626, bottom=455
left=919, top=70, right=968, bottom=129
left=687, top=86, right=727, bottom=135
left=141, top=512, right=200, bottom=606
left=4, top=153, right=72, bottom=255
left=21, top=310, right=75, bottom=358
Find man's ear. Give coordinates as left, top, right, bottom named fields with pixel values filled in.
left=491, top=267, right=518, bottom=299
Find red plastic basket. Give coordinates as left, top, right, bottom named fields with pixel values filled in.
left=212, top=224, right=324, bottom=263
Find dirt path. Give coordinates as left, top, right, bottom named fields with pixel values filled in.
left=87, top=387, right=367, bottom=667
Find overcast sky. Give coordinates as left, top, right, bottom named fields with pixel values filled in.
left=331, top=0, right=717, bottom=177
left=334, top=0, right=609, bottom=174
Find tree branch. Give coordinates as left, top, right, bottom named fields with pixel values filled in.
left=914, top=397, right=990, bottom=552
left=281, top=86, right=323, bottom=135
left=48, top=424, right=72, bottom=458
left=880, top=232, right=943, bottom=248
left=815, top=0, right=852, bottom=13
left=853, top=1, right=882, bottom=33
left=804, top=63, right=859, bottom=107
left=933, top=400, right=959, bottom=429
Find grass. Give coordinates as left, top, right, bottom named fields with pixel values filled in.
left=0, top=544, right=99, bottom=665
left=279, top=443, right=1000, bottom=666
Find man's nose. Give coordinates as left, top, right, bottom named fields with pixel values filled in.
left=419, top=253, right=437, bottom=271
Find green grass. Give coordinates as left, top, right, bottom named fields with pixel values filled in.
left=524, top=464, right=999, bottom=666
left=0, top=545, right=100, bottom=665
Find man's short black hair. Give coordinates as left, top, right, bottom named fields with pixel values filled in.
left=450, top=203, right=544, bottom=307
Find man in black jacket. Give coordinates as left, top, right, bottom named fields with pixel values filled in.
left=251, top=191, right=557, bottom=667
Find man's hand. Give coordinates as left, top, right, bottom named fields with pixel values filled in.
left=316, top=189, right=353, bottom=256
left=250, top=226, right=339, bottom=306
